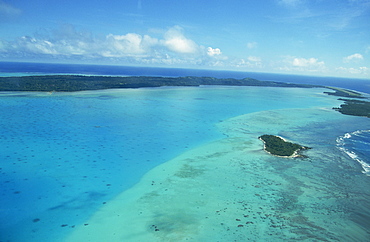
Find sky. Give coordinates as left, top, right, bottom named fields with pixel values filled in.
left=0, top=0, right=369, bottom=78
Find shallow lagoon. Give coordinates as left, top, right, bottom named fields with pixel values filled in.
left=1, top=86, right=369, bottom=241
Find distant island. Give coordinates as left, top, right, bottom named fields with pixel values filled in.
left=324, top=86, right=370, bottom=118
left=0, top=75, right=319, bottom=92
left=323, top=87, right=364, bottom=98
left=1, top=74, right=369, bottom=118
left=259, top=135, right=310, bottom=158
left=333, top=98, right=370, bottom=118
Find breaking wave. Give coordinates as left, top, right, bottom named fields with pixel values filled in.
left=337, top=130, right=370, bottom=176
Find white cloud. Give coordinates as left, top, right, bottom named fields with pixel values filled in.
left=343, top=53, right=364, bottom=62
left=1, top=25, right=234, bottom=68
left=230, top=58, right=263, bottom=69
left=247, top=42, right=258, bottom=49
left=107, top=33, right=145, bottom=53
left=102, top=33, right=158, bottom=57
left=162, top=26, right=198, bottom=54
left=276, top=56, right=326, bottom=73
left=207, top=47, right=222, bottom=56
left=247, top=56, right=261, bottom=62
left=336, top=66, right=369, bottom=75
left=273, top=55, right=369, bottom=77
left=16, top=36, right=58, bottom=55
left=292, top=57, right=324, bottom=67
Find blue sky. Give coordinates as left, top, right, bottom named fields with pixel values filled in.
left=0, top=0, right=369, bottom=78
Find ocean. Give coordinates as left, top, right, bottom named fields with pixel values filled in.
left=0, top=62, right=369, bottom=241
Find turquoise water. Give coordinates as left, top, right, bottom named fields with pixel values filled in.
left=1, top=85, right=370, bottom=240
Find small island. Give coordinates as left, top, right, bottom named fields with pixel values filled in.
left=259, top=134, right=310, bottom=158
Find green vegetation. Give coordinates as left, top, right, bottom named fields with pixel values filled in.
left=323, top=86, right=370, bottom=118
left=324, top=87, right=364, bottom=98
left=333, top=99, right=370, bottom=118
left=0, top=75, right=320, bottom=92
left=259, top=134, right=310, bottom=158
left=5, top=74, right=370, bottom=120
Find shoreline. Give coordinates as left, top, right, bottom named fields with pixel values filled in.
left=258, top=135, right=310, bottom=158
left=1, top=74, right=368, bottom=120
left=0, top=75, right=321, bottom=92
left=258, top=137, right=302, bottom=158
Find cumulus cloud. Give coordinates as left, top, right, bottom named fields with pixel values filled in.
left=276, top=56, right=326, bottom=73
left=14, top=36, right=58, bottom=55
left=207, top=47, right=222, bottom=56
left=0, top=25, right=232, bottom=68
left=162, top=26, right=198, bottom=54
left=343, top=53, right=364, bottom=62
left=292, top=57, right=324, bottom=67
left=102, top=33, right=158, bottom=57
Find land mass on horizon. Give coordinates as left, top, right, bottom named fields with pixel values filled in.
left=0, top=75, right=318, bottom=92
left=1, top=74, right=369, bottom=118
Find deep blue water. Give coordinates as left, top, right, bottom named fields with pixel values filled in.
left=1, top=61, right=370, bottom=94
left=337, top=130, right=370, bottom=175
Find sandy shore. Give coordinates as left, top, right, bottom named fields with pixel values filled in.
left=67, top=108, right=369, bottom=241
left=258, top=136, right=308, bottom=158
